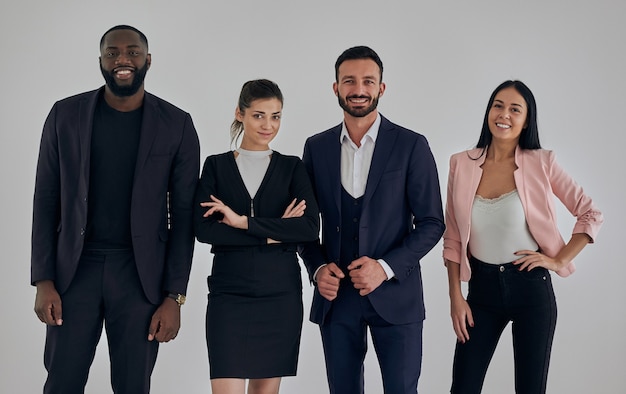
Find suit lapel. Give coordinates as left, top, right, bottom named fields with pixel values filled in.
left=464, top=148, right=485, bottom=219
left=363, top=116, right=397, bottom=208
left=134, top=92, right=159, bottom=176
left=512, top=147, right=528, bottom=218
left=79, top=88, right=102, bottom=190
left=325, top=126, right=342, bottom=212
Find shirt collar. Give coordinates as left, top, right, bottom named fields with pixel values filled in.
left=339, top=113, right=381, bottom=146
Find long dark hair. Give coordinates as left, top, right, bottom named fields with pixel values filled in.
left=476, top=80, right=541, bottom=151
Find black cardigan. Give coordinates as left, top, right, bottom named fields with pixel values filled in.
left=194, top=151, right=320, bottom=251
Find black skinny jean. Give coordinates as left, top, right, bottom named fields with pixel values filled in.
left=451, top=256, right=557, bottom=394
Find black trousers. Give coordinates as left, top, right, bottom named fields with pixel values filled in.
left=43, top=249, right=159, bottom=394
left=451, top=257, right=557, bottom=394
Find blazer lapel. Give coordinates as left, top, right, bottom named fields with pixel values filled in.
left=363, top=116, right=396, bottom=208
left=79, top=88, right=102, bottom=190
left=469, top=158, right=482, bottom=212
left=512, top=146, right=528, bottom=218
left=134, top=92, right=159, bottom=176
left=466, top=148, right=485, bottom=219
left=325, top=126, right=342, bottom=212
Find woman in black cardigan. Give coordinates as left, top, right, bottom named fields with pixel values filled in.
left=194, top=79, right=319, bottom=394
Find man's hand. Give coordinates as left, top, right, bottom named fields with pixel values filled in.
left=315, top=263, right=345, bottom=301
left=347, top=256, right=387, bottom=296
left=148, top=298, right=181, bottom=343
left=34, top=280, right=63, bottom=326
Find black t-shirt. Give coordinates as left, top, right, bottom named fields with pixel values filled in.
left=85, top=96, right=142, bottom=249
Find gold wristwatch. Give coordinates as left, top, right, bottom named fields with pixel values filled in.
left=167, top=293, right=186, bottom=306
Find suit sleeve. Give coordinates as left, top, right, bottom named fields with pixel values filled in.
left=381, top=135, right=445, bottom=282
left=31, top=103, right=61, bottom=285
left=548, top=151, right=603, bottom=241
left=297, top=139, right=328, bottom=281
left=162, top=113, right=200, bottom=295
left=442, top=154, right=463, bottom=265
left=193, top=156, right=266, bottom=246
left=247, top=160, right=320, bottom=243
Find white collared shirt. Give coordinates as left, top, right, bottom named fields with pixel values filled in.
left=340, top=115, right=380, bottom=198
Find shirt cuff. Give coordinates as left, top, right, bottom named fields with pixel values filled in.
left=377, top=259, right=395, bottom=280
left=313, top=264, right=327, bottom=282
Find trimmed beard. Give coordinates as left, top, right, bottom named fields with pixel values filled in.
left=100, top=62, right=149, bottom=97
left=338, top=94, right=379, bottom=118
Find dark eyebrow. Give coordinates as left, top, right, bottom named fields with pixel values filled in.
left=104, top=44, right=142, bottom=50
left=340, top=75, right=378, bottom=83
left=252, top=110, right=282, bottom=115
left=493, top=99, right=524, bottom=108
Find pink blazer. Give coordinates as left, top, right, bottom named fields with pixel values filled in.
left=442, top=147, right=603, bottom=282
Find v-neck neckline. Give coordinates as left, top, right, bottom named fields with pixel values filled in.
left=228, top=150, right=276, bottom=202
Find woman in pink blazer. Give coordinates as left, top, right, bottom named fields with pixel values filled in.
left=443, top=80, right=603, bottom=393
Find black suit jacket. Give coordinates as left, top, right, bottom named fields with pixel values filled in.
left=300, top=115, right=445, bottom=325
left=31, top=87, right=200, bottom=304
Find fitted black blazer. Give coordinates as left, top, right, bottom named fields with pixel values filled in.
left=194, top=151, right=320, bottom=250
left=31, top=87, right=200, bottom=304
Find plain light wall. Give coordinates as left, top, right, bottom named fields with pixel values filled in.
left=1, top=0, right=624, bottom=392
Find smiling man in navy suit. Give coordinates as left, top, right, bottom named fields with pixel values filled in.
left=31, top=25, right=200, bottom=393
left=300, top=46, right=445, bottom=394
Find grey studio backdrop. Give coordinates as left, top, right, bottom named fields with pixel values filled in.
left=1, top=1, right=624, bottom=393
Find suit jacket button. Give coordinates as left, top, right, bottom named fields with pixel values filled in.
left=80, top=228, right=85, bottom=236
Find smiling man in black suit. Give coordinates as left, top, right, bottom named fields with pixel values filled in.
left=31, top=25, right=200, bottom=393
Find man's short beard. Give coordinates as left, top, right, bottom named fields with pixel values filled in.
left=338, top=95, right=379, bottom=118
left=100, top=62, right=149, bottom=97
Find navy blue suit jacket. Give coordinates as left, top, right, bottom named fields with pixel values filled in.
left=300, top=115, right=445, bottom=325
left=31, top=87, right=200, bottom=304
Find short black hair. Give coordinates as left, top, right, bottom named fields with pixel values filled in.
left=100, top=25, right=148, bottom=50
left=334, top=46, right=383, bottom=82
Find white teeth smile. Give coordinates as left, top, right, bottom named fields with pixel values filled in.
left=496, top=123, right=511, bottom=129
left=116, top=69, right=132, bottom=75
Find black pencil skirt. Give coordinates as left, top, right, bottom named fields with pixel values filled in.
left=206, top=246, right=304, bottom=379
